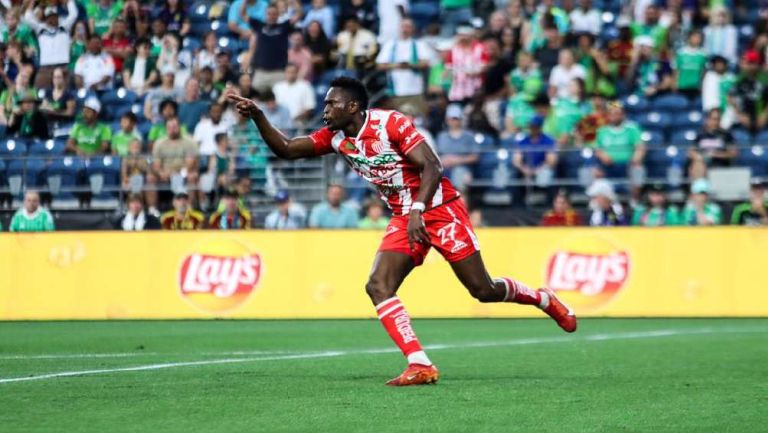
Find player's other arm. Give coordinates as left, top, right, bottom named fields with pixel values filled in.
left=227, top=92, right=316, bottom=160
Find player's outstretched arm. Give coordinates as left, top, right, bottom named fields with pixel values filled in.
left=227, top=92, right=316, bottom=160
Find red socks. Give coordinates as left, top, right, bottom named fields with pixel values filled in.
left=376, top=297, right=431, bottom=366
left=497, top=277, right=543, bottom=306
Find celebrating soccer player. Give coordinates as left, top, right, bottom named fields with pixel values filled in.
left=227, top=77, right=577, bottom=386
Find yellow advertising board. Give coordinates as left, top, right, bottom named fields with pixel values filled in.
left=1, top=227, right=767, bottom=320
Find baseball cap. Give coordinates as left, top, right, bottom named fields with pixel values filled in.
left=456, top=26, right=474, bottom=36
left=275, top=190, right=290, bottom=203
left=174, top=191, right=189, bottom=199
left=691, top=178, right=710, bottom=194
left=445, top=104, right=463, bottom=120
left=529, top=115, right=545, bottom=128
left=742, top=50, right=761, bottom=65
left=160, top=64, right=176, bottom=75
left=43, top=6, right=58, bottom=17
left=586, top=179, right=616, bottom=200
left=750, top=178, right=765, bottom=189
left=634, top=35, right=654, bottom=48
left=648, top=182, right=666, bottom=193
left=710, top=54, right=728, bottom=65
left=83, top=97, right=101, bottom=113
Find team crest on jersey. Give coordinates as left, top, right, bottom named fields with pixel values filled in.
left=371, top=140, right=387, bottom=154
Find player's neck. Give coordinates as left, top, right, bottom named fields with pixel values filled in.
left=342, top=112, right=367, bottom=138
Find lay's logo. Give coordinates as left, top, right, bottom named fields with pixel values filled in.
left=544, top=237, right=630, bottom=311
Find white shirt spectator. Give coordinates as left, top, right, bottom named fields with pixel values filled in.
left=378, top=0, right=408, bottom=43
left=301, top=4, right=335, bottom=38
left=265, top=203, right=307, bottom=229
left=74, top=52, right=115, bottom=90
left=193, top=117, right=232, bottom=156
left=570, top=7, right=602, bottom=35
left=704, top=25, right=738, bottom=66
left=548, top=63, right=586, bottom=99
left=22, top=0, right=78, bottom=66
left=376, top=37, right=434, bottom=97
left=273, top=79, right=316, bottom=120
left=337, top=28, right=378, bottom=60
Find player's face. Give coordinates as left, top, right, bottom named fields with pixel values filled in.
left=322, top=88, right=357, bottom=131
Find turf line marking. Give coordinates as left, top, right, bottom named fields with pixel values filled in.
left=0, top=327, right=763, bottom=384
left=0, top=353, right=156, bottom=360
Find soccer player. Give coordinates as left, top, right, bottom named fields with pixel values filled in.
left=227, top=77, right=577, bottom=386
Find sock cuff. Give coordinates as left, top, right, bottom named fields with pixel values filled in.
left=376, top=297, right=405, bottom=319
left=375, top=296, right=400, bottom=311
left=496, top=277, right=517, bottom=301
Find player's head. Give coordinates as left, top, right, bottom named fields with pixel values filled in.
left=323, top=76, right=369, bottom=131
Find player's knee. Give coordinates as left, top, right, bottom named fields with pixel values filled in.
left=365, top=278, right=394, bottom=303
left=467, top=282, right=498, bottom=303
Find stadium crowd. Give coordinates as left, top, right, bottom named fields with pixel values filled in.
left=0, top=0, right=768, bottom=231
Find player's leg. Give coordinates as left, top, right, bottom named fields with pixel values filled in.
left=448, top=250, right=577, bottom=333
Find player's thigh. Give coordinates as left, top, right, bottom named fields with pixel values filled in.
left=365, top=251, right=415, bottom=301
left=448, top=251, right=495, bottom=293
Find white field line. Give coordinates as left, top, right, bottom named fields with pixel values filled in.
left=0, top=353, right=157, bottom=360
left=0, top=327, right=764, bottom=385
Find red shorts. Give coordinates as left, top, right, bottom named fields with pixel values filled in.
left=379, top=198, right=480, bottom=266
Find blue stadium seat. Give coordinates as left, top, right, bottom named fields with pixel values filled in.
left=671, top=111, right=703, bottom=130
left=0, top=138, right=29, bottom=156
left=754, top=130, right=768, bottom=145
left=101, top=88, right=138, bottom=106
left=645, top=145, right=685, bottom=183
left=473, top=133, right=496, bottom=149
left=7, top=158, right=45, bottom=189
left=46, top=156, right=86, bottom=200
left=183, top=35, right=202, bottom=52
left=86, top=156, right=121, bottom=199
left=651, top=94, right=689, bottom=112
left=732, top=128, right=752, bottom=146
left=668, top=129, right=698, bottom=146
left=640, top=128, right=666, bottom=146
left=736, top=145, right=768, bottom=176
left=637, top=111, right=671, bottom=132
left=28, top=138, right=66, bottom=156
left=557, top=147, right=595, bottom=189
left=622, top=94, right=650, bottom=114
left=190, top=1, right=209, bottom=23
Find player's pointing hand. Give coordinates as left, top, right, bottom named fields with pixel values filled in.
left=226, top=88, right=260, bottom=119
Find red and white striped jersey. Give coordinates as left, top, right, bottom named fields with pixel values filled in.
left=309, top=109, right=460, bottom=216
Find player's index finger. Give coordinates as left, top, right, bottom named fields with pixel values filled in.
left=226, top=94, right=249, bottom=103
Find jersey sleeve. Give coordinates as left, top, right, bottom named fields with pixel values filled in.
left=389, top=113, right=425, bottom=154
left=307, top=127, right=335, bottom=156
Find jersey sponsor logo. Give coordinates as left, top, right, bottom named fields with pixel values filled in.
left=544, top=235, right=630, bottom=311
left=178, top=237, right=262, bottom=314
left=404, top=130, right=420, bottom=145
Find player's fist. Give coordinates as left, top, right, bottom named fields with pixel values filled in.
left=407, top=212, right=429, bottom=251
left=225, top=89, right=261, bottom=119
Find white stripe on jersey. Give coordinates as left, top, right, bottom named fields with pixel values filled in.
left=331, top=131, right=345, bottom=151
left=431, top=183, right=443, bottom=208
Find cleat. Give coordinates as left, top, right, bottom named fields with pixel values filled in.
left=539, top=287, right=577, bottom=333
left=386, top=364, right=440, bottom=386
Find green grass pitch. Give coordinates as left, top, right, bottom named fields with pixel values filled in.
left=1, top=318, right=766, bottom=432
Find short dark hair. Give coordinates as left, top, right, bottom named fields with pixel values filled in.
left=260, top=89, right=276, bottom=102
left=159, top=99, right=178, bottom=114
left=121, top=112, right=137, bottom=123
left=215, top=132, right=228, bottom=143
left=329, top=76, right=368, bottom=110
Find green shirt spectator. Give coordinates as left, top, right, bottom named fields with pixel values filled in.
left=10, top=191, right=55, bottom=232
left=231, top=117, right=270, bottom=183
left=551, top=97, right=591, bottom=139
left=674, top=31, right=707, bottom=91
left=505, top=93, right=536, bottom=131
left=595, top=121, right=642, bottom=164
left=67, top=97, right=112, bottom=155
left=632, top=205, right=681, bottom=226
left=682, top=179, right=722, bottom=225
left=112, top=130, right=143, bottom=156
left=1, top=23, right=37, bottom=50
left=148, top=122, right=189, bottom=143
left=730, top=182, right=768, bottom=226
left=87, top=0, right=124, bottom=36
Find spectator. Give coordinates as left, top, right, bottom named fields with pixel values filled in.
left=528, top=0, right=569, bottom=50
left=358, top=198, right=390, bottom=229
left=102, top=18, right=131, bottom=74
left=148, top=100, right=189, bottom=148
left=377, top=0, right=408, bottom=43
left=673, top=29, right=707, bottom=99
left=213, top=51, right=239, bottom=90
left=160, top=192, right=205, bottom=230
left=509, top=51, right=543, bottom=102
left=194, top=32, right=219, bottom=73
left=207, top=133, right=236, bottom=194
left=219, top=175, right=253, bottom=213
left=112, top=112, right=143, bottom=157
left=7, top=90, right=48, bottom=139
left=149, top=17, right=167, bottom=57
left=340, top=0, right=376, bottom=31
left=87, top=0, right=121, bottom=37
left=550, top=78, right=590, bottom=145
left=66, top=97, right=111, bottom=155
left=569, top=0, right=601, bottom=36
left=435, top=104, right=479, bottom=191
left=541, top=192, right=583, bottom=226
left=730, top=50, right=768, bottom=133
left=22, top=0, right=78, bottom=89
left=503, top=89, right=536, bottom=136
left=121, top=0, right=149, bottom=37
left=287, top=31, right=313, bottom=81
left=9, top=190, right=54, bottom=232
left=2, top=8, right=36, bottom=54
left=276, top=0, right=303, bottom=24
left=264, top=190, right=306, bottom=229
left=682, top=179, right=722, bottom=226
left=228, top=0, right=267, bottom=40
left=309, top=184, right=359, bottom=228
left=122, top=38, right=158, bottom=97
left=689, top=109, right=738, bottom=179
left=575, top=93, right=608, bottom=146
left=630, top=5, right=667, bottom=52
left=335, top=16, right=377, bottom=75
left=606, top=18, right=634, bottom=80
left=115, top=193, right=161, bottom=231
left=120, top=138, right=150, bottom=196
left=301, top=0, right=335, bottom=39
left=159, top=0, right=190, bottom=37
left=69, top=21, right=88, bottom=71
left=39, top=67, right=76, bottom=123
left=548, top=49, right=586, bottom=100
left=703, top=6, right=738, bottom=66
left=246, top=3, right=294, bottom=91
left=156, top=33, right=185, bottom=77
left=194, top=102, right=231, bottom=156
left=272, top=64, right=316, bottom=124
left=305, top=20, right=333, bottom=78
left=235, top=73, right=258, bottom=100
left=440, top=0, right=472, bottom=38
left=199, top=66, right=222, bottom=101
left=513, top=115, right=557, bottom=187
left=178, top=78, right=209, bottom=132
left=209, top=190, right=252, bottom=230
left=446, top=26, right=488, bottom=102
left=574, top=32, right=614, bottom=98
left=702, top=55, right=736, bottom=120
left=586, top=178, right=626, bottom=226
left=632, top=183, right=681, bottom=226
left=626, top=36, right=673, bottom=97
left=74, top=35, right=115, bottom=91
left=534, top=26, right=564, bottom=79
left=259, top=89, right=294, bottom=131
left=481, top=37, right=513, bottom=130
left=594, top=102, right=646, bottom=180
left=144, top=67, right=183, bottom=123
left=731, top=180, right=768, bottom=226
left=231, top=109, right=271, bottom=183
left=150, top=117, right=199, bottom=207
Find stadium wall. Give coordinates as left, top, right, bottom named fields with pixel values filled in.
left=1, top=228, right=766, bottom=320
